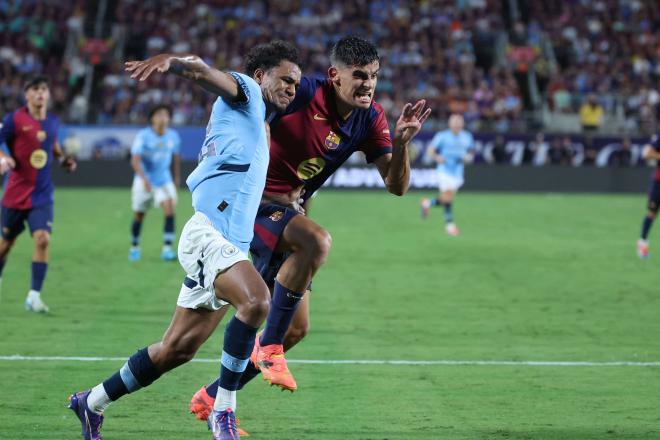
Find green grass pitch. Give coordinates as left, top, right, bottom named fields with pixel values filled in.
left=1, top=189, right=659, bottom=439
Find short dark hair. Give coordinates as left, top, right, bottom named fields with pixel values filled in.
left=244, top=40, right=301, bottom=76
left=330, top=36, right=379, bottom=67
left=149, top=104, right=172, bottom=121
left=24, top=74, right=49, bottom=91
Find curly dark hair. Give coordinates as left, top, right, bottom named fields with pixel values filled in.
left=244, top=40, right=301, bottom=76
left=330, top=36, right=379, bottom=67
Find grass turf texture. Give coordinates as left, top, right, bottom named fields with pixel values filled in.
left=0, top=189, right=659, bottom=439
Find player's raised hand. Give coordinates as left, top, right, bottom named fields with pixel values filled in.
left=125, top=54, right=173, bottom=81
left=0, top=156, right=16, bottom=174
left=393, top=99, right=432, bottom=146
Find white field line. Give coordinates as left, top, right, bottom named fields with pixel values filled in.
left=1, top=355, right=659, bottom=367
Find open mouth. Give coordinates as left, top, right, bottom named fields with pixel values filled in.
left=355, top=91, right=372, bottom=104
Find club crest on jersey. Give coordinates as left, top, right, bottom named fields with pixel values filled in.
left=29, top=149, right=48, bottom=169
left=324, top=131, right=340, bottom=150
left=296, top=157, right=326, bottom=180
left=37, top=130, right=47, bottom=142
left=269, top=211, right=284, bottom=222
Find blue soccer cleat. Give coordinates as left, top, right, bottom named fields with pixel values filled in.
left=210, top=408, right=240, bottom=440
left=68, top=390, right=104, bottom=440
left=160, top=246, right=176, bottom=261
left=128, top=247, right=141, bottom=262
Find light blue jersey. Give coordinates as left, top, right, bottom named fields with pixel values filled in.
left=430, top=129, right=474, bottom=178
left=131, top=127, right=181, bottom=186
left=186, top=72, right=269, bottom=252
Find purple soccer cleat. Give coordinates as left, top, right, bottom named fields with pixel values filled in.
left=68, top=390, right=104, bottom=440
left=210, top=408, right=240, bottom=440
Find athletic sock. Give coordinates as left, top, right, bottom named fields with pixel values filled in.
left=0, top=259, right=6, bottom=277
left=205, top=358, right=260, bottom=398
left=214, top=317, right=258, bottom=412
left=131, top=219, right=142, bottom=247
left=30, top=262, right=47, bottom=292
left=641, top=215, right=654, bottom=240
left=163, top=215, right=175, bottom=246
left=259, top=280, right=304, bottom=346
left=443, top=203, right=454, bottom=224
left=89, top=347, right=162, bottom=413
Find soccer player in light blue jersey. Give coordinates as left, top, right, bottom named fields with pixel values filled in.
left=421, top=114, right=474, bottom=235
left=68, top=41, right=301, bottom=440
left=129, top=104, right=181, bottom=261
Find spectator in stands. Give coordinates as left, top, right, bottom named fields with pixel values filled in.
left=579, top=94, right=604, bottom=134
left=609, top=137, right=634, bottom=167
left=491, top=134, right=507, bottom=164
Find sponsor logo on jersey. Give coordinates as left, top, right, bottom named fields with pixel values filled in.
left=269, top=211, right=284, bottom=222
left=36, top=130, right=47, bottom=142
left=313, top=113, right=328, bottom=121
left=221, top=244, right=239, bottom=258
left=296, top=157, right=326, bottom=180
left=29, top=149, right=48, bottom=169
left=324, top=131, right=340, bottom=150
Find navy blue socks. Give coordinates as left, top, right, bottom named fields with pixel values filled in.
left=31, top=261, right=47, bottom=291
left=259, top=281, right=304, bottom=346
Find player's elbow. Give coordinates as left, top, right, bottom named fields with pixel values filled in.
left=386, top=181, right=409, bottom=196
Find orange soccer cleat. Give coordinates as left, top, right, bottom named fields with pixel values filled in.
left=253, top=338, right=297, bottom=392
left=189, top=387, right=250, bottom=437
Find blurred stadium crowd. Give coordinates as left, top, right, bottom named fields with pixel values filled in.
left=0, top=0, right=658, bottom=136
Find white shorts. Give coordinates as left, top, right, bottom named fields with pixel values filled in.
left=438, top=172, right=464, bottom=192
left=176, top=212, right=249, bottom=311
left=131, top=176, right=177, bottom=212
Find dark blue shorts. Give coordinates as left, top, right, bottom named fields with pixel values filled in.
left=250, top=203, right=299, bottom=288
left=1, top=204, right=53, bottom=240
left=648, top=181, right=660, bottom=213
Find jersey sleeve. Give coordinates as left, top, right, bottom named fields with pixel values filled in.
left=466, top=132, right=475, bottom=151
left=0, top=113, right=16, bottom=152
left=131, top=130, right=146, bottom=156
left=361, top=106, right=393, bottom=163
left=429, top=132, right=443, bottom=154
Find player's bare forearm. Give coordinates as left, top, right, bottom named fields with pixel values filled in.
left=125, top=54, right=239, bottom=101
left=374, top=144, right=410, bottom=197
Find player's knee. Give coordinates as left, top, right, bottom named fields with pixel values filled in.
left=240, top=286, right=270, bottom=323
left=307, top=229, right=332, bottom=267
left=648, top=210, right=657, bottom=219
left=34, top=231, right=50, bottom=249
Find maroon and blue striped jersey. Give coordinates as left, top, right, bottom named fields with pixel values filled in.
left=266, top=77, right=392, bottom=200
left=0, top=107, right=59, bottom=209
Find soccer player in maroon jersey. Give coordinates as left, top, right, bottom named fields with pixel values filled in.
left=0, top=75, right=76, bottom=312
left=637, top=132, right=660, bottom=258
left=189, top=36, right=431, bottom=424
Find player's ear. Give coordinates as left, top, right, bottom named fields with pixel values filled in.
left=328, top=66, right=339, bottom=84
left=253, top=68, right=265, bottom=85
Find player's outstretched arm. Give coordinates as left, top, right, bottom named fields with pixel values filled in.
left=125, top=54, right=241, bottom=101
left=642, top=144, right=660, bottom=161
left=375, top=99, right=431, bottom=196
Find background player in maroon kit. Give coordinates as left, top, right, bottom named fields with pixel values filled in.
left=637, top=132, right=660, bottom=258
left=190, top=36, right=431, bottom=422
left=0, top=75, right=76, bottom=312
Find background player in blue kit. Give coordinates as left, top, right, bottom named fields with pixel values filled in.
left=68, top=41, right=301, bottom=440
left=129, top=104, right=181, bottom=261
left=637, top=132, right=660, bottom=259
left=421, top=113, right=474, bottom=236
